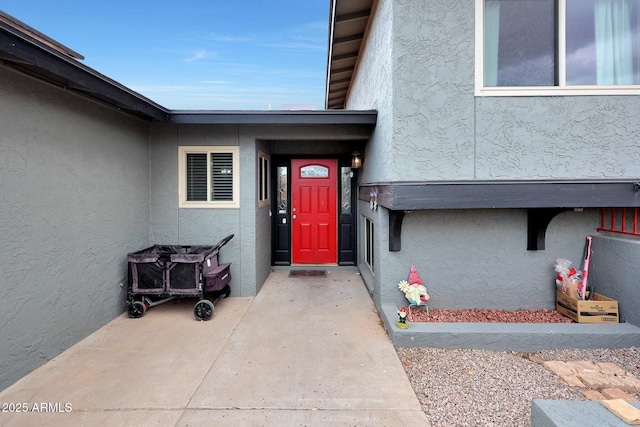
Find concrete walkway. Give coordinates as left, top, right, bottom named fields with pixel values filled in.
left=0, top=269, right=429, bottom=426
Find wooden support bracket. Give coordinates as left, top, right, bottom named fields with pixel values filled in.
left=389, top=210, right=407, bottom=251
left=527, top=208, right=572, bottom=250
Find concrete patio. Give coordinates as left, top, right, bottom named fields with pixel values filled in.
left=0, top=269, right=429, bottom=426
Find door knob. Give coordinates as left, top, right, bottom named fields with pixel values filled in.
left=292, top=215, right=297, bottom=220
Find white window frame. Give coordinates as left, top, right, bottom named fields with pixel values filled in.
left=178, top=146, right=240, bottom=209
left=475, top=0, right=640, bottom=97
left=258, top=151, right=270, bottom=207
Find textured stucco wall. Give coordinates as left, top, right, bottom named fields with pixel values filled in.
left=392, top=0, right=475, bottom=181
left=358, top=203, right=599, bottom=311
left=588, top=235, right=640, bottom=325
left=149, top=123, right=373, bottom=297
left=149, top=124, right=244, bottom=294
left=385, top=209, right=599, bottom=310
left=349, top=0, right=640, bottom=182
left=370, top=0, right=640, bottom=181
left=346, top=0, right=640, bottom=313
left=476, top=97, right=640, bottom=179
left=346, top=0, right=394, bottom=184
left=0, top=66, right=150, bottom=391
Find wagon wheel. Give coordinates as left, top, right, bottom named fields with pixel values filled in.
left=222, top=285, right=231, bottom=298
left=193, top=299, right=214, bottom=321
left=128, top=301, right=146, bottom=318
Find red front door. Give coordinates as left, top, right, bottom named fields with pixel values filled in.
left=291, top=159, right=337, bottom=264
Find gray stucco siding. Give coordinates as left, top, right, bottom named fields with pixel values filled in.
left=392, top=0, right=475, bottom=181
left=351, top=0, right=640, bottom=182
left=149, top=123, right=181, bottom=243
left=346, top=0, right=640, bottom=318
left=148, top=123, right=373, bottom=298
left=381, top=208, right=600, bottom=312
left=475, top=96, right=640, bottom=179
left=148, top=123, right=245, bottom=295
left=346, top=0, right=394, bottom=184
left=0, top=65, right=150, bottom=391
left=588, top=235, right=640, bottom=325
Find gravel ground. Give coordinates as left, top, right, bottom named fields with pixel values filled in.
left=396, top=346, right=640, bottom=427
left=408, top=308, right=572, bottom=323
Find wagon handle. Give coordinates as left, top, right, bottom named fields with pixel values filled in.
left=214, top=234, right=234, bottom=250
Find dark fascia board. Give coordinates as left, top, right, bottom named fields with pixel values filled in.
left=0, top=10, right=84, bottom=59
left=360, top=180, right=640, bottom=210
left=0, top=22, right=168, bottom=121
left=167, top=110, right=377, bottom=125
left=0, top=19, right=377, bottom=126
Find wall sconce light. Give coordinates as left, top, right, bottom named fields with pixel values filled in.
left=351, top=150, right=363, bottom=169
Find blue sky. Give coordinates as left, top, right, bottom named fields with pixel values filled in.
left=2, top=1, right=329, bottom=110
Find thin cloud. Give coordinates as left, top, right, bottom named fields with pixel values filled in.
left=185, top=49, right=217, bottom=62
left=205, top=34, right=255, bottom=43
left=203, top=20, right=326, bottom=52
left=258, top=40, right=325, bottom=51
left=201, top=80, right=233, bottom=85
left=128, top=84, right=199, bottom=93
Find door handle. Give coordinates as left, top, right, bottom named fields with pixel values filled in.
left=292, top=215, right=297, bottom=220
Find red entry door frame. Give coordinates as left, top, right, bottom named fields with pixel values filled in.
left=291, top=159, right=338, bottom=264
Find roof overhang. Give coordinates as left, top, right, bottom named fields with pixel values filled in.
left=0, top=14, right=169, bottom=121
left=0, top=10, right=84, bottom=60
left=168, top=109, right=377, bottom=125
left=325, top=0, right=374, bottom=110
left=0, top=11, right=377, bottom=127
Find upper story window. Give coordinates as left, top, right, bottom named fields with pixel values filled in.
left=475, top=0, right=640, bottom=96
left=178, top=146, right=239, bottom=208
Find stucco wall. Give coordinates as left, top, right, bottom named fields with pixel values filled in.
left=392, top=0, right=475, bottom=181
left=386, top=0, right=640, bottom=181
left=358, top=203, right=599, bottom=311
left=149, top=124, right=244, bottom=294
left=346, top=0, right=394, bottom=184
left=476, top=97, right=640, bottom=179
left=385, top=209, right=599, bottom=310
left=588, top=235, right=640, bottom=325
left=0, top=65, right=150, bottom=391
left=149, top=123, right=373, bottom=297
left=347, top=0, right=640, bottom=313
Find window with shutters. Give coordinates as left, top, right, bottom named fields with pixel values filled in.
left=178, top=146, right=239, bottom=208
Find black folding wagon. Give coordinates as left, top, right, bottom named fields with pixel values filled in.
left=126, top=234, right=233, bottom=321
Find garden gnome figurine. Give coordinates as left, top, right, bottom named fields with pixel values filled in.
left=398, top=265, right=430, bottom=306
left=396, top=307, right=409, bottom=329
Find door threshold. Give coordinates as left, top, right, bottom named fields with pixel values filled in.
left=290, top=263, right=339, bottom=267
left=271, top=265, right=358, bottom=272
